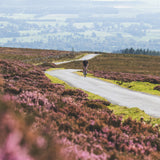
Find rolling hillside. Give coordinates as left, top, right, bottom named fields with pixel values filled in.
left=1, top=47, right=160, bottom=160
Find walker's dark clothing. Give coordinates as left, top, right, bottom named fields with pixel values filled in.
left=83, top=60, right=88, bottom=67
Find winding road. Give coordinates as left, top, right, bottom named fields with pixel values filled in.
left=54, top=54, right=99, bottom=65
left=46, top=54, right=160, bottom=118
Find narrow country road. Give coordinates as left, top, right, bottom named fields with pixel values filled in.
left=54, top=54, right=99, bottom=65
left=46, top=54, right=160, bottom=118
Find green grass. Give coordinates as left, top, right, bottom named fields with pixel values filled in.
left=108, top=104, right=160, bottom=126
left=115, top=81, right=160, bottom=96
left=84, top=90, right=107, bottom=101
left=46, top=68, right=64, bottom=71
left=45, top=73, right=73, bottom=89
left=100, top=79, right=160, bottom=96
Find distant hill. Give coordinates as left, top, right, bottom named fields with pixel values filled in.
left=0, top=47, right=81, bottom=64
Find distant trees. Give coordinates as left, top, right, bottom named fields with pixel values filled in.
left=120, top=48, right=160, bottom=56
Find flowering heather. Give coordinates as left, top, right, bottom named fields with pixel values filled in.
left=37, top=62, right=57, bottom=71
left=1, top=59, right=160, bottom=159
left=154, top=86, right=160, bottom=91
left=16, top=91, right=56, bottom=112
left=0, top=74, right=4, bottom=93
left=89, top=70, right=160, bottom=84
left=62, top=89, right=88, bottom=102
left=0, top=59, right=65, bottom=94
left=0, top=97, right=69, bottom=160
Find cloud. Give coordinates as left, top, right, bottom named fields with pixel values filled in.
left=91, top=0, right=160, bottom=10
left=91, top=0, right=138, bottom=1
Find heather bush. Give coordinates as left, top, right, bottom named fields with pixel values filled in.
left=62, top=89, right=88, bottom=101
left=85, top=99, right=111, bottom=109
left=16, top=91, right=56, bottom=111
left=0, top=97, right=71, bottom=160
left=154, top=86, right=160, bottom=91
left=0, top=60, right=65, bottom=95
left=1, top=59, right=160, bottom=159
left=92, top=99, right=111, bottom=106
left=5, top=84, right=21, bottom=94
left=89, top=70, right=160, bottom=84
left=85, top=101, right=105, bottom=109
left=86, top=119, right=105, bottom=131
left=37, top=62, right=57, bottom=71
left=0, top=74, right=4, bottom=93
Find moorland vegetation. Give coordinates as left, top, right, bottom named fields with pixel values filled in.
left=1, top=48, right=160, bottom=159
left=0, top=47, right=81, bottom=64
left=60, top=53, right=160, bottom=94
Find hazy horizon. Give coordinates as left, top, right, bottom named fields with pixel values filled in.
left=0, top=0, right=160, bottom=52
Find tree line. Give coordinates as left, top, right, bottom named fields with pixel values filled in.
left=119, top=48, right=160, bottom=56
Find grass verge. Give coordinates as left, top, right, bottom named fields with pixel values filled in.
left=46, top=68, right=64, bottom=71
left=115, top=81, right=160, bottom=96
left=45, top=73, right=72, bottom=89
left=108, top=104, right=160, bottom=125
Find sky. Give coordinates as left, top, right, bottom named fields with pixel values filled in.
left=0, top=0, right=160, bottom=51
left=92, top=0, right=160, bottom=10
left=0, top=0, right=160, bottom=24
left=1, top=0, right=160, bottom=8
left=0, top=0, right=160, bottom=21
left=0, top=0, right=159, bottom=16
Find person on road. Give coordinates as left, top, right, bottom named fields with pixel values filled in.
left=83, top=60, right=89, bottom=77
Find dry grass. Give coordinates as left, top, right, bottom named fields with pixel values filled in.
left=60, top=53, right=160, bottom=76
left=0, top=47, right=81, bottom=64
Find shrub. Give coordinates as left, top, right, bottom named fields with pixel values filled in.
left=154, top=86, right=160, bottom=91
left=62, top=89, right=88, bottom=101
left=0, top=74, right=4, bottom=93
left=0, top=96, right=68, bottom=160
left=1, top=59, right=160, bottom=159
left=85, top=99, right=110, bottom=110
left=90, top=70, right=160, bottom=84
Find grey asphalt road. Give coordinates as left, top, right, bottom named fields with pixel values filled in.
left=46, top=69, right=160, bottom=118
left=54, top=54, right=99, bottom=65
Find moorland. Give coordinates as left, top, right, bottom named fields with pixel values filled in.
left=1, top=47, right=160, bottom=160
left=60, top=53, right=160, bottom=95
